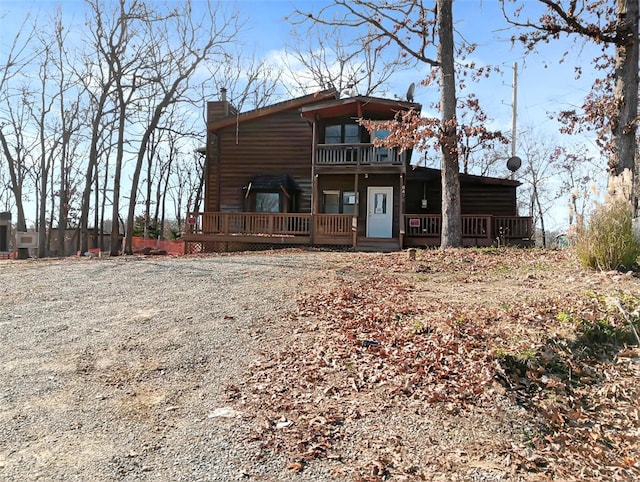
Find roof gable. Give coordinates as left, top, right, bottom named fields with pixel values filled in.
left=207, top=88, right=338, bottom=133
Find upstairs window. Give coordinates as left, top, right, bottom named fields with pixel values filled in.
left=324, top=123, right=361, bottom=144
left=373, top=128, right=390, bottom=162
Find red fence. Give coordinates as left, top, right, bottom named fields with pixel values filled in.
left=131, top=237, right=185, bottom=255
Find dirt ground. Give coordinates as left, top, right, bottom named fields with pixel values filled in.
left=1, top=248, right=639, bottom=481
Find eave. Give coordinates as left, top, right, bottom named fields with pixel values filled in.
left=207, top=88, right=338, bottom=133
left=407, top=165, right=522, bottom=187
left=299, top=95, right=422, bottom=121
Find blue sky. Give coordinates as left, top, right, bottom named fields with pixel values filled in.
left=1, top=0, right=605, bottom=230
left=0, top=0, right=599, bottom=140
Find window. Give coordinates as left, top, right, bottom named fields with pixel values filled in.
left=323, top=191, right=340, bottom=214
left=373, top=128, right=389, bottom=162
left=344, top=124, right=360, bottom=143
left=373, top=193, right=387, bottom=214
left=342, top=192, right=356, bottom=214
left=325, top=125, right=341, bottom=144
left=323, top=190, right=357, bottom=214
left=324, top=123, right=361, bottom=144
left=255, top=192, right=280, bottom=213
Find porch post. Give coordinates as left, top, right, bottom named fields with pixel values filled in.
left=399, top=172, right=405, bottom=249
left=310, top=120, right=317, bottom=246
left=353, top=172, right=359, bottom=249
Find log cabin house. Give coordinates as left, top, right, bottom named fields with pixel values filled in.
left=184, top=88, right=532, bottom=253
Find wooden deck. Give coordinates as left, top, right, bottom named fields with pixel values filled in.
left=183, top=212, right=533, bottom=251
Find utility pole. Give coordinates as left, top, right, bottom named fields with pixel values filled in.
left=505, top=62, right=521, bottom=181
left=511, top=62, right=518, bottom=158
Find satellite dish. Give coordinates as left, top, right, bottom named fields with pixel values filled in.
left=506, top=156, right=522, bottom=172
left=406, top=82, right=415, bottom=102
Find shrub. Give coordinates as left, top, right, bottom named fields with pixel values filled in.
left=574, top=199, right=640, bottom=271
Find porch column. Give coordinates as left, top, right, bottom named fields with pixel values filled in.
left=310, top=120, right=317, bottom=245
left=352, top=172, right=359, bottom=249
left=399, top=173, right=405, bottom=249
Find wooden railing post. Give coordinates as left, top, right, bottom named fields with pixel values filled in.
left=222, top=213, right=229, bottom=234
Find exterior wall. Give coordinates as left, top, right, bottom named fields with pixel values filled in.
left=206, top=107, right=313, bottom=213
left=317, top=173, right=402, bottom=238
left=460, top=184, right=517, bottom=216
left=405, top=178, right=518, bottom=216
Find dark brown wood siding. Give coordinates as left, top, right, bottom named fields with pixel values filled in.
left=460, top=184, right=517, bottom=216
left=207, top=109, right=313, bottom=213
left=405, top=178, right=518, bottom=216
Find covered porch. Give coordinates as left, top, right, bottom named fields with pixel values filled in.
left=182, top=212, right=533, bottom=251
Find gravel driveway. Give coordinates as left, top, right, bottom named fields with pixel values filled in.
left=0, top=252, right=334, bottom=481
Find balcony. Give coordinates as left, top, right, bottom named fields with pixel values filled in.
left=315, top=143, right=406, bottom=166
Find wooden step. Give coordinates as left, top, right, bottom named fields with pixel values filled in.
left=356, top=238, right=401, bottom=252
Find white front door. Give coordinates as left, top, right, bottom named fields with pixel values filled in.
left=366, top=186, right=393, bottom=238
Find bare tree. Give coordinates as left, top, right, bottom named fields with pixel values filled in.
left=502, top=0, right=639, bottom=207
left=512, top=129, right=565, bottom=247
left=553, top=145, right=602, bottom=228
left=122, top=0, right=242, bottom=254
left=281, top=26, right=407, bottom=96
left=204, top=50, right=282, bottom=112
left=77, top=0, right=135, bottom=256
left=26, top=12, right=85, bottom=257
left=0, top=16, right=39, bottom=258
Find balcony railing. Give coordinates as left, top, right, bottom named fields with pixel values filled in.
left=316, top=143, right=405, bottom=165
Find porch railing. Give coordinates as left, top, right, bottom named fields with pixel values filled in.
left=314, top=214, right=352, bottom=237
left=404, top=214, right=533, bottom=240
left=494, top=216, right=533, bottom=239
left=187, top=212, right=310, bottom=236
left=316, top=143, right=405, bottom=165
left=185, top=212, right=532, bottom=243
left=186, top=212, right=353, bottom=238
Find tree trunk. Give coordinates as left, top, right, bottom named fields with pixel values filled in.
left=610, top=0, right=639, bottom=210
left=110, top=89, right=127, bottom=256
left=0, top=132, right=29, bottom=259
left=437, top=0, right=462, bottom=248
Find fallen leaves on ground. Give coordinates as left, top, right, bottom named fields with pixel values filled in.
left=235, top=248, right=640, bottom=480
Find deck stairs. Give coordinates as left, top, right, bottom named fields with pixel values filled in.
left=356, top=238, right=401, bottom=252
